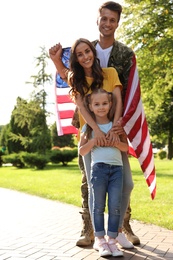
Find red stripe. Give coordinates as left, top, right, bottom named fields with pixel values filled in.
left=151, top=185, right=156, bottom=200
left=146, top=166, right=156, bottom=187
left=122, top=55, right=156, bottom=199
left=135, top=119, right=148, bottom=156
left=124, top=55, right=136, bottom=108
left=61, top=126, right=78, bottom=135
left=128, top=114, right=141, bottom=141
left=56, top=95, right=73, bottom=103
left=59, top=110, right=74, bottom=119
left=128, top=146, right=137, bottom=157
left=122, top=84, right=141, bottom=125
left=141, top=142, right=153, bottom=172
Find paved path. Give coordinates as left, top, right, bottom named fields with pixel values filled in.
left=0, top=188, right=172, bottom=260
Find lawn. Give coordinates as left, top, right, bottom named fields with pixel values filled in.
left=0, top=157, right=172, bottom=230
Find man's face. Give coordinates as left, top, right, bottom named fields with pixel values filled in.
left=97, top=8, right=119, bottom=37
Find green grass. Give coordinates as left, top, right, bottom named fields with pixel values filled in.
left=0, top=157, right=173, bottom=230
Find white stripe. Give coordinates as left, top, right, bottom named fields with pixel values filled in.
left=149, top=174, right=156, bottom=195
left=60, top=118, right=74, bottom=127
left=124, top=66, right=139, bottom=115
left=138, top=131, right=152, bottom=164
left=124, top=99, right=144, bottom=136
left=56, top=87, right=70, bottom=95
left=143, top=153, right=155, bottom=179
left=57, top=103, right=76, bottom=111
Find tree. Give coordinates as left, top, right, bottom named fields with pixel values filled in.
left=118, top=0, right=173, bottom=159
left=50, top=122, right=76, bottom=148
left=8, top=97, right=51, bottom=154
left=26, top=46, right=53, bottom=153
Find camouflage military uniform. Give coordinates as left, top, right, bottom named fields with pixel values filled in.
left=75, top=40, right=140, bottom=246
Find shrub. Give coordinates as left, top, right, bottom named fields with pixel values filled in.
left=157, top=150, right=167, bottom=160
left=22, top=152, right=48, bottom=169
left=2, top=153, right=25, bottom=168
left=49, top=147, right=78, bottom=166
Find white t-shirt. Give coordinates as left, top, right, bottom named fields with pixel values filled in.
left=96, top=43, right=113, bottom=68
left=82, top=122, right=122, bottom=167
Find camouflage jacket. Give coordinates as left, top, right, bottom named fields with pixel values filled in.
left=92, top=40, right=134, bottom=103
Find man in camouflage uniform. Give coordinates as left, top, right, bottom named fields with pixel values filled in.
left=75, top=1, right=140, bottom=247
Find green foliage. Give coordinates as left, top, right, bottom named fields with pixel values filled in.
left=2, top=152, right=48, bottom=169
left=118, top=0, right=173, bottom=159
left=8, top=97, right=51, bottom=154
left=49, top=147, right=78, bottom=166
left=2, top=153, right=24, bottom=168
left=50, top=122, right=77, bottom=148
left=157, top=150, right=167, bottom=160
left=21, top=152, right=48, bottom=169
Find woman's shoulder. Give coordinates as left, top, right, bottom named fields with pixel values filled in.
left=102, top=67, right=118, bottom=77
left=102, top=67, right=117, bottom=73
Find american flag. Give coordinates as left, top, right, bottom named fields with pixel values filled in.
left=121, top=55, right=156, bottom=200
left=55, top=49, right=156, bottom=199
left=55, top=47, right=78, bottom=136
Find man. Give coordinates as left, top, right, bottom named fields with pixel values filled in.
left=76, top=1, right=140, bottom=247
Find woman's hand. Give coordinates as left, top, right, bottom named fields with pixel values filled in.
left=93, top=128, right=107, bottom=147
left=106, top=131, right=120, bottom=146
left=49, top=43, right=62, bottom=62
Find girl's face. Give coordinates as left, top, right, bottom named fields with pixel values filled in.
left=75, top=42, right=94, bottom=73
left=89, top=92, right=111, bottom=119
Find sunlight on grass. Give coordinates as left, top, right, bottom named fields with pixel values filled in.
left=0, top=157, right=172, bottom=230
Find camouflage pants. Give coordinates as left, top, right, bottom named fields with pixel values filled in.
left=78, top=153, right=90, bottom=213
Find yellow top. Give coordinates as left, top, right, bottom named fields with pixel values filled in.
left=78, top=67, right=122, bottom=130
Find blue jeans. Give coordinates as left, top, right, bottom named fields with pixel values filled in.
left=83, top=152, right=134, bottom=229
left=91, top=163, right=123, bottom=238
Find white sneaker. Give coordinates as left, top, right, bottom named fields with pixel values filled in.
left=116, top=233, right=134, bottom=248
left=93, top=237, right=112, bottom=257
left=108, top=239, right=124, bottom=257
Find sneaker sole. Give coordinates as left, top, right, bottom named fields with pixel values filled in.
left=112, top=251, right=124, bottom=257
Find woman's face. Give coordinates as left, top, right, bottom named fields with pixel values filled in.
left=75, top=42, right=94, bottom=72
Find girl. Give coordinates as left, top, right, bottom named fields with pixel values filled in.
left=79, top=88, right=128, bottom=257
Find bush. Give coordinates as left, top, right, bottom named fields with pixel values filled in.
left=2, top=152, right=48, bottom=169
left=22, top=152, right=48, bottom=169
left=2, top=153, right=25, bottom=168
left=157, top=150, right=167, bottom=160
left=49, top=147, right=78, bottom=166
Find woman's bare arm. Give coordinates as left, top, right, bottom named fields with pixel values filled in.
left=49, top=43, right=69, bottom=80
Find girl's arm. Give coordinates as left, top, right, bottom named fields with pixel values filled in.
left=113, top=133, right=129, bottom=152
left=49, top=43, right=69, bottom=81
left=79, top=132, right=96, bottom=156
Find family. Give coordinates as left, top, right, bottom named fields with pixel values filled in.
left=49, top=1, right=140, bottom=257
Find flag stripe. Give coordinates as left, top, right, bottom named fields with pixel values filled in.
left=59, top=110, right=75, bottom=119
left=122, top=55, right=156, bottom=199
left=56, top=95, right=73, bottom=104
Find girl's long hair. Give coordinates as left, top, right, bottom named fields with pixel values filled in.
left=84, top=88, right=115, bottom=139
left=68, top=38, right=104, bottom=99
